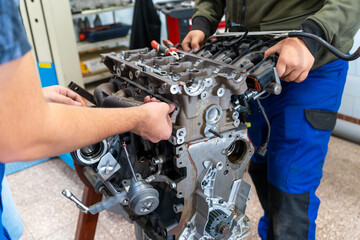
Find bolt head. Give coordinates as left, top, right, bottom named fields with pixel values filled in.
left=229, top=203, right=235, bottom=211
left=170, top=182, right=177, bottom=189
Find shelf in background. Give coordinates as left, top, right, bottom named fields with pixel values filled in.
left=72, top=3, right=133, bottom=18
left=77, top=35, right=130, bottom=52
left=83, top=72, right=112, bottom=84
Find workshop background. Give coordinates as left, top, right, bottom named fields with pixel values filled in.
left=5, top=0, right=360, bottom=239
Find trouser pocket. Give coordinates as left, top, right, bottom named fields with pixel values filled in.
left=304, top=109, right=337, bottom=131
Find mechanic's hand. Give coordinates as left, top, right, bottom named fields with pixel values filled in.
left=144, top=96, right=160, bottom=103
left=42, top=85, right=85, bottom=106
left=264, top=37, right=315, bottom=83
left=182, top=30, right=206, bottom=52
left=134, top=100, right=175, bottom=143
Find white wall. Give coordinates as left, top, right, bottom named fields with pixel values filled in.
left=339, top=30, right=360, bottom=119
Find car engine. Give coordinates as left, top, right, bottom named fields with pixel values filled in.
left=63, top=35, right=283, bottom=240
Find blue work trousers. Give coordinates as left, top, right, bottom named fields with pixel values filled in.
left=247, top=59, right=348, bottom=240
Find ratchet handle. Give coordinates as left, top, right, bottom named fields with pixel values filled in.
left=62, top=189, right=89, bottom=213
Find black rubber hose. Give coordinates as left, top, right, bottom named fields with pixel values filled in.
left=287, top=32, right=360, bottom=61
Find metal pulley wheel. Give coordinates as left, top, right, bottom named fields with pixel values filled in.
left=128, top=180, right=160, bottom=216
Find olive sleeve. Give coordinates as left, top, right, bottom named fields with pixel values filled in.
left=306, top=0, right=360, bottom=50
left=192, top=0, right=226, bottom=36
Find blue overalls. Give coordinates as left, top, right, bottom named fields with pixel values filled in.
left=247, top=59, right=349, bottom=239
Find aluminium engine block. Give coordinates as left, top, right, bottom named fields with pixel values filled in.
left=66, top=35, right=281, bottom=240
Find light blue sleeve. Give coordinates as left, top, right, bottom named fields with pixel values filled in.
left=1, top=177, right=24, bottom=240
left=0, top=0, right=31, bottom=65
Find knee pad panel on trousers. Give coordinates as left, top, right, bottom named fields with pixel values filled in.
left=248, top=161, right=270, bottom=216
left=268, top=183, right=310, bottom=240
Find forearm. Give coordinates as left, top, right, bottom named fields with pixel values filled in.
left=3, top=103, right=140, bottom=162
left=0, top=52, right=139, bottom=162
left=193, top=0, right=226, bottom=35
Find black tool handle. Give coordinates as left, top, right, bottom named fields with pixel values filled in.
left=68, top=81, right=96, bottom=105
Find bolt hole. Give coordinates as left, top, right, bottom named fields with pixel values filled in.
left=224, top=170, right=229, bottom=175
left=34, top=18, right=38, bottom=23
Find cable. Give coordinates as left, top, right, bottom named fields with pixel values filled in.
left=258, top=92, right=271, bottom=100
left=224, top=22, right=249, bottom=46
left=256, top=98, right=270, bottom=157
left=285, top=32, right=360, bottom=61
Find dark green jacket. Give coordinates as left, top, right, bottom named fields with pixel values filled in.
left=192, top=0, right=360, bottom=69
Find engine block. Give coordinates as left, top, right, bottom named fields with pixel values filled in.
left=67, top=35, right=281, bottom=240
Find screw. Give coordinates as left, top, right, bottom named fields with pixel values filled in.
left=186, top=222, right=194, bottom=229
left=170, top=182, right=177, bottom=189
left=216, top=162, right=223, bottom=170
left=234, top=119, right=240, bottom=127
left=217, top=88, right=225, bottom=97
left=229, top=203, right=235, bottom=211
left=201, top=91, right=208, bottom=99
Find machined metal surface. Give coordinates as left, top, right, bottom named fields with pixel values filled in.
left=65, top=35, right=282, bottom=239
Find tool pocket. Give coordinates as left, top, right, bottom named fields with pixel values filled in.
left=304, top=109, right=337, bottom=131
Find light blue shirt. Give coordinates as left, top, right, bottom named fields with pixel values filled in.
left=0, top=0, right=31, bottom=64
